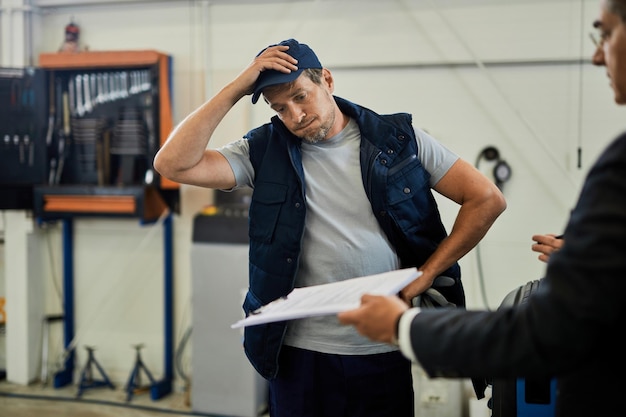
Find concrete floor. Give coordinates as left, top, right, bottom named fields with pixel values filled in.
left=0, top=379, right=218, bottom=417
left=0, top=324, right=269, bottom=417
left=0, top=376, right=486, bottom=417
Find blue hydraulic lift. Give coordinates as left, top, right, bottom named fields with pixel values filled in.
left=53, top=213, right=174, bottom=400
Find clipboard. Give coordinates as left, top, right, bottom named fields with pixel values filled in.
left=231, top=267, right=420, bottom=328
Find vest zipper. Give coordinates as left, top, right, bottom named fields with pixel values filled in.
left=387, top=154, right=417, bottom=176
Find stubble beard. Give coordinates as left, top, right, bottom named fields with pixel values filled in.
left=300, top=111, right=336, bottom=144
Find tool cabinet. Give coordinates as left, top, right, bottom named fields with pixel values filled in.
left=0, top=67, right=49, bottom=209
left=0, top=50, right=178, bottom=220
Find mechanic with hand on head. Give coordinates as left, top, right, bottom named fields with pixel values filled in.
left=154, top=38, right=506, bottom=417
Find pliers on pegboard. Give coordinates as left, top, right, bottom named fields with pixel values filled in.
left=10, top=78, right=21, bottom=110
left=10, top=77, right=35, bottom=111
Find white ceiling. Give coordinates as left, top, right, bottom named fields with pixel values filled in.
left=32, top=0, right=575, bottom=8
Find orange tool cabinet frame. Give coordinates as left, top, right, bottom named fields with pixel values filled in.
left=39, top=49, right=176, bottom=191
left=36, top=50, right=177, bottom=399
left=37, top=50, right=179, bottom=220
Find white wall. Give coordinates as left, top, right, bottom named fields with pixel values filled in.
left=1, top=0, right=622, bottom=392
left=0, top=216, right=5, bottom=372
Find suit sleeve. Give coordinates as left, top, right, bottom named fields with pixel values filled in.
left=406, top=133, right=626, bottom=379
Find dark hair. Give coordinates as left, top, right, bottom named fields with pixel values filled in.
left=262, top=68, right=324, bottom=99
left=607, top=0, right=626, bottom=23
left=304, top=68, right=323, bottom=85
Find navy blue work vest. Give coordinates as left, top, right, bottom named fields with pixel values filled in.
left=242, top=96, right=463, bottom=379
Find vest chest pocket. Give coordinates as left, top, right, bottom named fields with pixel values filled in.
left=387, top=156, right=430, bottom=206
left=249, top=182, right=287, bottom=243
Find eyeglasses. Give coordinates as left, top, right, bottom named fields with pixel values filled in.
left=589, top=32, right=604, bottom=48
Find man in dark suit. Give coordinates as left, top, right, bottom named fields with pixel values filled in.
left=338, top=1, right=626, bottom=415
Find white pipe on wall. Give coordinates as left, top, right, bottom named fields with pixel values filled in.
left=201, top=0, right=211, bottom=103
left=0, top=1, right=40, bottom=67
left=0, top=0, right=45, bottom=386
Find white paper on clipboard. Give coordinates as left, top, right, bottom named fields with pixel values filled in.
left=231, top=267, right=420, bottom=329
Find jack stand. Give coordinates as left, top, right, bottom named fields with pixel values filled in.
left=125, top=343, right=156, bottom=402
left=76, top=346, right=115, bottom=397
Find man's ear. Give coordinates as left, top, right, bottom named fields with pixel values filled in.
left=322, top=68, right=334, bottom=92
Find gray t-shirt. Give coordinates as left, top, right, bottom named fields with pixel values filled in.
left=218, top=118, right=458, bottom=355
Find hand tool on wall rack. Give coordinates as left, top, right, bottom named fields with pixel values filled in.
left=10, top=78, right=21, bottom=112
left=120, top=71, right=129, bottom=99
left=142, top=69, right=151, bottom=92
left=75, top=74, right=84, bottom=117
left=12, top=134, right=19, bottom=158
left=17, top=133, right=34, bottom=167
left=25, top=134, right=33, bottom=166
left=89, top=73, right=97, bottom=107
left=45, top=73, right=56, bottom=147
left=21, top=76, right=35, bottom=110
left=48, top=158, right=57, bottom=184
left=143, top=94, right=155, bottom=154
left=109, top=72, right=118, bottom=101
left=48, top=82, right=69, bottom=185
left=18, top=134, right=25, bottom=164
left=62, top=91, right=71, bottom=137
left=48, top=77, right=62, bottom=184
left=95, top=73, right=104, bottom=104
left=54, top=133, right=65, bottom=185
left=68, top=76, right=75, bottom=116
left=73, top=117, right=106, bottom=185
left=129, top=70, right=138, bottom=95
left=111, top=71, right=122, bottom=100
left=143, top=94, right=156, bottom=185
left=101, top=72, right=109, bottom=103
left=54, top=92, right=71, bottom=184
left=82, top=73, right=92, bottom=114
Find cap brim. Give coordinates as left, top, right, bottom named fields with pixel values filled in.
left=251, top=69, right=304, bottom=104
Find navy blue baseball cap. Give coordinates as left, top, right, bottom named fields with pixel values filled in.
left=251, top=39, right=322, bottom=104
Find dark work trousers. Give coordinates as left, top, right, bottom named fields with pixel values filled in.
left=268, top=345, right=414, bottom=417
